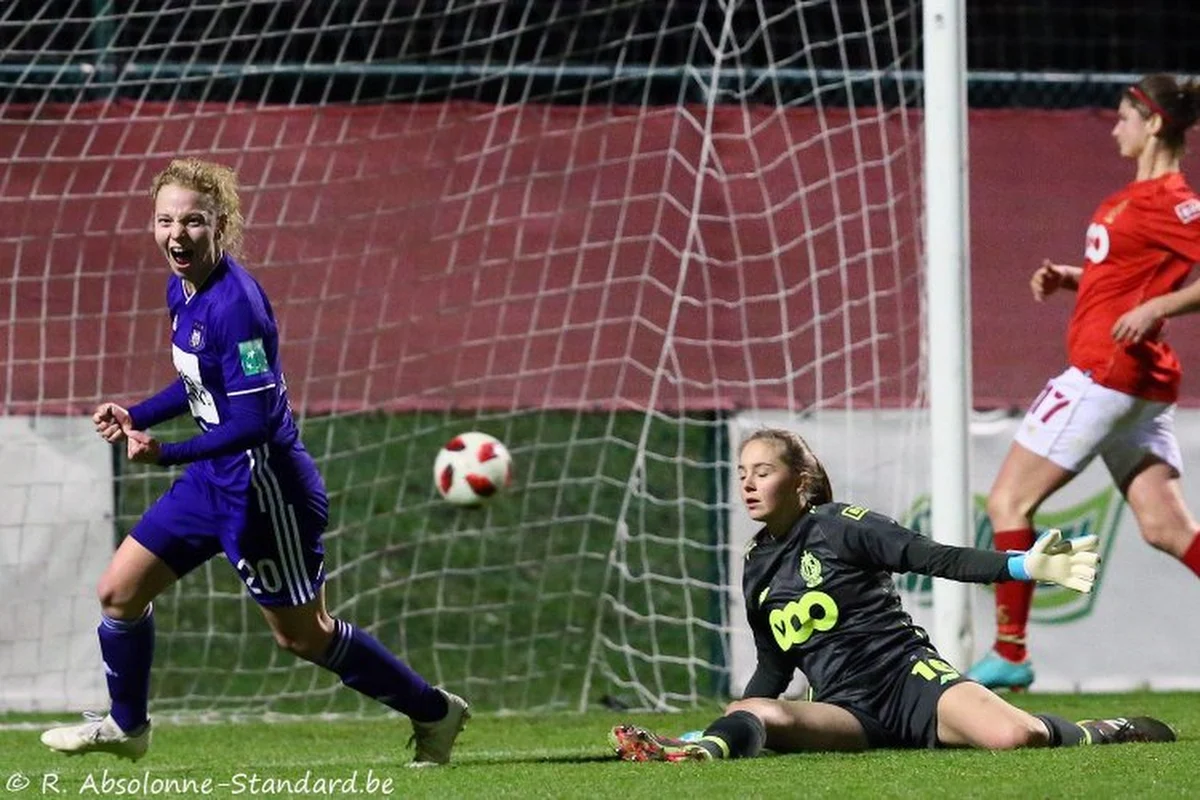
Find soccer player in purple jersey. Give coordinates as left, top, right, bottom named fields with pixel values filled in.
left=41, top=158, right=468, bottom=766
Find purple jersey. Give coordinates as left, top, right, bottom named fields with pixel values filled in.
left=165, top=255, right=326, bottom=512
left=131, top=254, right=327, bottom=606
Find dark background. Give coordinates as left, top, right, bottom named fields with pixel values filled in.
left=3, top=1, right=1198, bottom=106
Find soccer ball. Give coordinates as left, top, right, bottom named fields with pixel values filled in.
left=433, top=431, right=513, bottom=506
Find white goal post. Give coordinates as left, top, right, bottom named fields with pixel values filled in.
left=922, top=0, right=973, bottom=673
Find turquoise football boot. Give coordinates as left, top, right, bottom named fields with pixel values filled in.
left=966, top=649, right=1035, bottom=691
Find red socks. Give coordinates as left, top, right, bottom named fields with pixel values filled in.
left=1182, top=532, right=1200, bottom=578
left=993, top=527, right=1036, bottom=663
left=989, top=529, right=1200, bottom=665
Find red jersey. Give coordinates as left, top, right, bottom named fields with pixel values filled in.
left=1067, top=172, right=1200, bottom=402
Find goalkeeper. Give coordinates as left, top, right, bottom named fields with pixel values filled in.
left=610, top=428, right=1174, bottom=761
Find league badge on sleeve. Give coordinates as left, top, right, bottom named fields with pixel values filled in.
left=238, top=338, right=269, bottom=376
left=1174, top=198, right=1200, bottom=224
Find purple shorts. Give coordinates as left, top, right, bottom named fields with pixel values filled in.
left=132, top=467, right=326, bottom=607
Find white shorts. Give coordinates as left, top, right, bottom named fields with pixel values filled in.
left=1014, top=367, right=1182, bottom=485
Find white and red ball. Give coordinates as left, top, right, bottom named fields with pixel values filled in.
left=433, top=431, right=513, bottom=506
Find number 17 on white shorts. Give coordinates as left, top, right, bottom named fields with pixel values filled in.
left=1014, top=366, right=1181, bottom=481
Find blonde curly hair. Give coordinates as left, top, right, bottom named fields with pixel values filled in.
left=151, top=158, right=245, bottom=257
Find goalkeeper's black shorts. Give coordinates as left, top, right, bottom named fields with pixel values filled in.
left=822, top=647, right=969, bottom=749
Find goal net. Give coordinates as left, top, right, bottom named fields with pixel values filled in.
left=1, top=1, right=926, bottom=714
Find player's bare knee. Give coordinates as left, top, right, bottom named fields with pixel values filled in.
left=980, top=720, right=1044, bottom=751
left=96, top=576, right=148, bottom=620
left=724, top=698, right=775, bottom=726
left=724, top=697, right=758, bottom=715
left=986, top=489, right=1033, bottom=526
left=270, top=621, right=334, bottom=661
left=271, top=630, right=324, bottom=661
left=984, top=491, right=1009, bottom=522
left=1139, top=524, right=1169, bottom=553
left=1137, top=519, right=1190, bottom=557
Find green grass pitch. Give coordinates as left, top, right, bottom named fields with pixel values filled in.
left=2, top=692, right=1198, bottom=798
left=10, top=413, right=1197, bottom=796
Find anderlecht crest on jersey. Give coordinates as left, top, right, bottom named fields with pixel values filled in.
left=799, top=550, right=823, bottom=588
left=189, top=321, right=205, bottom=350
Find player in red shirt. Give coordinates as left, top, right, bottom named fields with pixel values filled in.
left=969, top=74, right=1200, bottom=690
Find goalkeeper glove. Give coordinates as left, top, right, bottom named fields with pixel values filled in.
left=1006, top=529, right=1099, bottom=593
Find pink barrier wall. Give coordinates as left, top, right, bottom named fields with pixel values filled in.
left=2, top=102, right=1197, bottom=413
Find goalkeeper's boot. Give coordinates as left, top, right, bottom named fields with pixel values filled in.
left=609, top=724, right=713, bottom=762
left=409, top=689, right=470, bottom=766
left=1079, top=717, right=1176, bottom=745
left=40, top=712, right=151, bottom=761
left=966, top=649, right=1034, bottom=691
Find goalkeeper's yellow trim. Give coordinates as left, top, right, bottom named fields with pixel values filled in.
left=700, top=735, right=729, bottom=758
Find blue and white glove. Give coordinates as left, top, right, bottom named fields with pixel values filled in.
left=1006, top=529, right=1099, bottom=593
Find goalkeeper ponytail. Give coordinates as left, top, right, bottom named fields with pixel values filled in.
left=739, top=428, right=833, bottom=508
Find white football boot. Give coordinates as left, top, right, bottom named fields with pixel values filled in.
left=409, top=689, right=470, bottom=766
left=40, top=712, right=151, bottom=761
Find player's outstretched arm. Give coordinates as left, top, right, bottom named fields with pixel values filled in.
left=839, top=507, right=1018, bottom=584
left=1006, top=529, right=1099, bottom=593
left=835, top=507, right=1094, bottom=588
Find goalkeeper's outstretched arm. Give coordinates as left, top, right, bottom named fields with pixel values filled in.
left=838, top=507, right=1099, bottom=593
left=1004, top=529, right=1100, bottom=593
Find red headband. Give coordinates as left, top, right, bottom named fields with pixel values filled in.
left=1128, top=85, right=1172, bottom=124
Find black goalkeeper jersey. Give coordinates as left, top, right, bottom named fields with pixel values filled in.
left=741, top=502, right=1013, bottom=703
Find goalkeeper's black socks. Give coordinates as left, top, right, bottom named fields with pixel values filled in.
left=1037, top=713, right=1177, bottom=746
left=697, top=710, right=767, bottom=758
left=1035, top=714, right=1086, bottom=746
